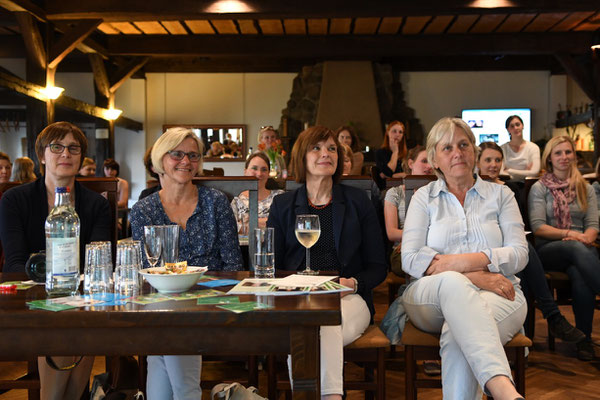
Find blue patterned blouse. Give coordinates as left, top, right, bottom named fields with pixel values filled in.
left=130, top=185, right=243, bottom=271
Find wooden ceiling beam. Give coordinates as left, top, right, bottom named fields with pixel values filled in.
left=554, top=53, right=597, bottom=102
left=44, top=0, right=600, bottom=21
left=48, top=19, right=102, bottom=69
left=14, top=11, right=45, bottom=69
left=88, top=53, right=110, bottom=98
left=0, top=0, right=46, bottom=22
left=108, top=56, right=149, bottom=93
left=0, top=68, right=143, bottom=130
left=106, top=31, right=595, bottom=57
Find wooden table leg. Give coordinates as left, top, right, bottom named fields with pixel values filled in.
left=290, top=326, right=320, bottom=400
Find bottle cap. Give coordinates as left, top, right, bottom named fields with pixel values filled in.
left=55, top=187, right=70, bottom=193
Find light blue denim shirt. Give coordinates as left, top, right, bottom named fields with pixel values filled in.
left=401, top=175, right=528, bottom=283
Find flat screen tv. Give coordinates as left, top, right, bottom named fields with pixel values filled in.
left=461, top=108, right=531, bottom=145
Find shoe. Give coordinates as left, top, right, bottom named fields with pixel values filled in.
left=547, top=315, right=586, bottom=343
left=576, top=339, right=596, bottom=361
left=423, top=360, right=441, bottom=376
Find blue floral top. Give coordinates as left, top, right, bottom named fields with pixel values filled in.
left=130, top=185, right=243, bottom=271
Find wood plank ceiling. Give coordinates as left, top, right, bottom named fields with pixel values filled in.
left=0, top=1, right=598, bottom=73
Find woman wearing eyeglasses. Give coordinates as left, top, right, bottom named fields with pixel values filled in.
left=130, top=127, right=242, bottom=400
left=0, top=121, right=110, bottom=400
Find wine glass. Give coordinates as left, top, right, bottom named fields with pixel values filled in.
left=295, top=215, right=321, bottom=275
left=143, top=225, right=163, bottom=268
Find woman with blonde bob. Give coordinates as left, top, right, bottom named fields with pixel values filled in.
left=528, top=135, right=600, bottom=361
left=11, top=157, right=36, bottom=183
left=130, top=127, right=242, bottom=399
left=402, top=117, right=528, bottom=400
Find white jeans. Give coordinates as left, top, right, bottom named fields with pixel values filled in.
left=147, top=355, right=202, bottom=400
left=402, top=271, right=527, bottom=400
left=288, top=294, right=371, bottom=396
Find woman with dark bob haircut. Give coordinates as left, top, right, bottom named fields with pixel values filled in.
left=0, top=121, right=110, bottom=400
left=268, top=126, right=387, bottom=399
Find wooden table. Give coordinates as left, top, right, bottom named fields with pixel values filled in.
left=0, top=272, right=342, bottom=399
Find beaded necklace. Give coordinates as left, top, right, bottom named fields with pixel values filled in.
left=308, top=196, right=332, bottom=210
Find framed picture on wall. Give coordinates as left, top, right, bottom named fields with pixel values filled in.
left=163, top=124, right=247, bottom=161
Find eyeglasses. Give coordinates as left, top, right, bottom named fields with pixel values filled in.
left=46, top=143, right=82, bottom=155
left=260, top=125, right=275, bottom=132
left=167, top=150, right=201, bottom=162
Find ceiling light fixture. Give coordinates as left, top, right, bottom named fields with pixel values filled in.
left=206, top=0, right=254, bottom=13
left=40, top=86, right=64, bottom=100
left=104, top=108, right=123, bottom=120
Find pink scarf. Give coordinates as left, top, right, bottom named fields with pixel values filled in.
left=540, top=172, right=576, bottom=229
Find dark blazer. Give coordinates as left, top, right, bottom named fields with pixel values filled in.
left=267, top=183, right=387, bottom=317
left=0, top=178, right=111, bottom=273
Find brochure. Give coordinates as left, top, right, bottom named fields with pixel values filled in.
left=227, top=276, right=351, bottom=296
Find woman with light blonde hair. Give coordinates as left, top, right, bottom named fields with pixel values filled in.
left=528, top=135, right=600, bottom=361
left=10, top=157, right=36, bottom=183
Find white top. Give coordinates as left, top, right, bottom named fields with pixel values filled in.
left=401, top=176, right=528, bottom=283
left=500, top=141, right=541, bottom=180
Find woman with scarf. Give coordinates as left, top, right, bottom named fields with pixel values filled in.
left=528, top=135, right=600, bottom=361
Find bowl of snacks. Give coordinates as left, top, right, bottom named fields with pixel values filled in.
left=139, top=262, right=208, bottom=293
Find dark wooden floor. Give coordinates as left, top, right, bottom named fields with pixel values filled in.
left=1, top=280, right=599, bottom=399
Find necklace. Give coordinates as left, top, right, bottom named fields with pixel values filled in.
left=308, top=196, right=332, bottom=209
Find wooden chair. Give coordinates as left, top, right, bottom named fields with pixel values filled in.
left=402, top=320, right=531, bottom=400
left=76, top=177, right=119, bottom=260
left=267, top=325, right=390, bottom=399
left=203, top=167, right=225, bottom=176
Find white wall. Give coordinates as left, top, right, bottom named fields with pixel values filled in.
left=400, top=71, right=554, bottom=142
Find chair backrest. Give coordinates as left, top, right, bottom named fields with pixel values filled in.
left=404, top=175, right=437, bottom=209
left=386, top=178, right=403, bottom=189
left=0, top=181, right=21, bottom=195
left=76, top=177, right=119, bottom=260
left=285, top=176, right=373, bottom=199
left=203, top=167, right=225, bottom=177
left=191, top=176, right=259, bottom=270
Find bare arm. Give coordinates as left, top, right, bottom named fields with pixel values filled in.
left=384, top=200, right=403, bottom=242
left=117, top=178, right=130, bottom=209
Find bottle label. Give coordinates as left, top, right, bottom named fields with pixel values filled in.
left=50, top=238, right=78, bottom=275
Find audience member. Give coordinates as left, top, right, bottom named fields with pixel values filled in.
left=592, top=158, right=600, bottom=213
left=231, top=152, right=283, bottom=231
left=0, top=152, right=12, bottom=183
left=205, top=141, right=224, bottom=157
left=103, top=158, right=130, bottom=209
left=139, top=146, right=161, bottom=200
left=528, top=135, right=600, bottom=361
left=257, top=126, right=286, bottom=176
left=267, top=126, right=386, bottom=400
left=478, top=141, right=585, bottom=346
left=336, top=126, right=363, bottom=175
left=130, top=127, right=242, bottom=400
left=0, top=121, right=110, bottom=400
left=376, top=121, right=407, bottom=179
left=501, top=115, right=541, bottom=181
left=401, top=117, right=527, bottom=399
left=11, top=156, right=36, bottom=183
left=340, top=144, right=353, bottom=175
left=78, top=157, right=96, bottom=176
left=384, top=145, right=433, bottom=276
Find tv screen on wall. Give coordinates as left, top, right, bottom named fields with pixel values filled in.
left=461, top=108, right=531, bottom=145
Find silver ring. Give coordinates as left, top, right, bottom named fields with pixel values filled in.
left=500, top=285, right=504, bottom=290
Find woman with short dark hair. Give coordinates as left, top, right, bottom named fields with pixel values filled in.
left=268, top=126, right=386, bottom=399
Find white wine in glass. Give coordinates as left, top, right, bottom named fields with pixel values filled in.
left=295, top=214, right=321, bottom=275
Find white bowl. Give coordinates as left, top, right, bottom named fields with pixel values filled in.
left=138, top=266, right=208, bottom=294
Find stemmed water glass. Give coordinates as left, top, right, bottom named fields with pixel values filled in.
left=143, top=226, right=163, bottom=268
left=294, top=214, right=321, bottom=275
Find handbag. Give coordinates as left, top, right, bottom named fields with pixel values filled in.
left=211, top=382, right=267, bottom=400
left=90, top=356, right=144, bottom=400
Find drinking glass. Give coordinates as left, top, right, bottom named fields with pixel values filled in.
left=294, top=215, right=320, bottom=275
left=84, top=241, right=113, bottom=295
left=159, top=225, right=180, bottom=266
left=143, top=225, right=163, bottom=268
left=253, top=227, right=275, bottom=279
left=115, top=240, right=142, bottom=296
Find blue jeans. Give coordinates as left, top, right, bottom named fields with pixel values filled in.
left=147, top=355, right=202, bottom=400
left=536, top=240, right=600, bottom=337
left=403, top=272, right=527, bottom=400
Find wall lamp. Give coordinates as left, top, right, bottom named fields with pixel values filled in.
left=104, top=108, right=123, bottom=120
left=40, top=86, right=64, bottom=100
